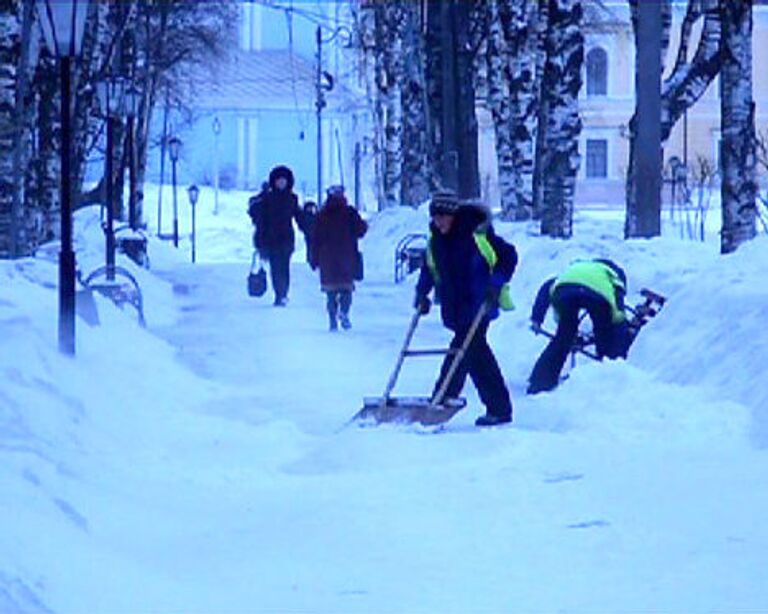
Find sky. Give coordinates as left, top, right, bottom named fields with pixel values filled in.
left=1, top=186, right=767, bottom=613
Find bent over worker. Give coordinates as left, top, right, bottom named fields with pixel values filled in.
left=527, top=258, right=632, bottom=394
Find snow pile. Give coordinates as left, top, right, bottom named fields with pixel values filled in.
left=1, top=187, right=767, bottom=612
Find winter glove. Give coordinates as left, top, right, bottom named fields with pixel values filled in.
left=414, top=294, right=431, bottom=316
left=485, top=284, right=502, bottom=305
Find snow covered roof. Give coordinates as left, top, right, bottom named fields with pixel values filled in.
left=583, top=0, right=627, bottom=31
left=195, top=49, right=360, bottom=113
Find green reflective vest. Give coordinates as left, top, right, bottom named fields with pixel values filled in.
left=426, top=232, right=515, bottom=311
left=552, top=260, right=626, bottom=323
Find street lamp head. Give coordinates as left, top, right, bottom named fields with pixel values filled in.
left=96, top=75, right=126, bottom=116
left=124, top=82, right=141, bottom=118
left=187, top=184, right=200, bottom=206
left=36, top=0, right=88, bottom=58
left=168, top=136, right=181, bottom=162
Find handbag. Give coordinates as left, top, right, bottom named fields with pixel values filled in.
left=353, top=249, right=364, bottom=281
left=349, top=209, right=364, bottom=282
left=247, top=251, right=267, bottom=297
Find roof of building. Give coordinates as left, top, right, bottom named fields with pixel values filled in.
left=584, top=0, right=627, bottom=30
left=195, top=49, right=361, bottom=113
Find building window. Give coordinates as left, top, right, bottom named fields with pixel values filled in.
left=586, top=139, right=608, bottom=178
left=586, top=47, right=608, bottom=96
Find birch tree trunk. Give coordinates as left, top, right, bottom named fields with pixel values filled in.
left=455, top=0, right=480, bottom=199
left=625, top=0, right=721, bottom=237
left=363, top=3, right=387, bottom=210
left=720, top=0, right=756, bottom=254
left=540, top=0, right=583, bottom=238
left=400, top=1, right=430, bottom=208
left=381, top=3, right=404, bottom=208
left=531, top=0, right=550, bottom=220
left=0, top=5, right=22, bottom=258
left=425, top=0, right=444, bottom=191
left=486, top=0, right=516, bottom=217
left=33, top=52, right=61, bottom=245
left=500, top=0, right=538, bottom=221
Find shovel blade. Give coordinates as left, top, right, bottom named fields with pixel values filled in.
left=353, top=396, right=466, bottom=426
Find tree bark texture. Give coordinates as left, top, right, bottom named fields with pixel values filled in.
left=625, top=0, right=721, bottom=236
left=382, top=3, right=404, bottom=209
left=626, top=0, right=662, bottom=238
left=0, top=5, right=22, bottom=258
left=540, top=0, right=583, bottom=239
left=499, top=0, right=538, bottom=220
left=400, top=1, right=432, bottom=208
left=720, top=0, right=756, bottom=254
left=531, top=0, right=550, bottom=220
left=485, top=0, right=516, bottom=217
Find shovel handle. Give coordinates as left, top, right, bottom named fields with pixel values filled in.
left=380, top=309, right=422, bottom=404
left=430, top=300, right=490, bottom=407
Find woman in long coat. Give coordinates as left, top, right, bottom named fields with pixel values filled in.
left=310, top=188, right=367, bottom=331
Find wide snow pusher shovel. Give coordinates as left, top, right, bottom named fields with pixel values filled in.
left=352, top=301, right=489, bottom=427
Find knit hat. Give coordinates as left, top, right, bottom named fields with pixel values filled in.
left=429, top=190, right=460, bottom=216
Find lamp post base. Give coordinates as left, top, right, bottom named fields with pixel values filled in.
left=58, top=248, right=76, bottom=355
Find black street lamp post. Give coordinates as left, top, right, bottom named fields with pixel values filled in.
left=212, top=117, right=221, bottom=216
left=36, top=0, right=87, bottom=356
left=125, top=82, right=140, bottom=230
left=187, top=184, right=199, bottom=263
left=315, top=25, right=350, bottom=202
left=168, top=135, right=181, bottom=248
left=96, top=76, right=125, bottom=282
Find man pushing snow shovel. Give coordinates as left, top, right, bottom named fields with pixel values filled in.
left=413, top=192, right=518, bottom=427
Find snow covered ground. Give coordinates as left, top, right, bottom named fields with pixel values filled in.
left=1, top=185, right=767, bottom=613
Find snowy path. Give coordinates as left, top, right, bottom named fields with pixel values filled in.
left=136, top=258, right=768, bottom=613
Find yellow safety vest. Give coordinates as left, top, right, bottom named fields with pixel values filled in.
left=552, top=260, right=626, bottom=323
left=427, top=232, right=515, bottom=311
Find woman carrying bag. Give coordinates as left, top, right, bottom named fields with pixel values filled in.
left=309, top=186, right=367, bottom=331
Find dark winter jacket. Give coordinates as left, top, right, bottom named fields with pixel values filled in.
left=416, top=205, right=517, bottom=331
left=311, top=194, right=367, bottom=290
left=254, top=166, right=303, bottom=255
left=531, top=258, right=628, bottom=325
left=248, top=182, right=270, bottom=225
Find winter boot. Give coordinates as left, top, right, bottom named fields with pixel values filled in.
left=339, top=312, right=351, bottom=330
left=475, top=414, right=511, bottom=427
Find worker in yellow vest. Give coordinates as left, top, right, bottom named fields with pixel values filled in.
left=527, top=258, right=632, bottom=394
left=414, top=192, right=517, bottom=427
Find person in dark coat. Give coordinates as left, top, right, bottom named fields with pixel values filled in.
left=414, top=192, right=518, bottom=427
left=310, top=186, right=367, bottom=331
left=254, top=166, right=304, bottom=306
left=247, top=181, right=270, bottom=249
left=300, top=200, right=318, bottom=266
left=527, top=258, right=632, bottom=394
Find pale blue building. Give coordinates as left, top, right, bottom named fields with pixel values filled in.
left=147, top=1, right=368, bottom=205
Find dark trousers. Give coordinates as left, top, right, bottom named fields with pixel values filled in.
left=528, top=286, right=628, bottom=394
left=326, top=290, right=352, bottom=318
left=268, top=249, right=292, bottom=302
left=433, top=321, right=513, bottom=420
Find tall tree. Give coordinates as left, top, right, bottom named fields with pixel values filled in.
left=381, top=2, right=404, bottom=208
left=720, top=0, right=756, bottom=254
left=454, top=0, right=480, bottom=199
left=400, top=1, right=432, bottom=208
left=629, top=0, right=663, bottom=238
left=499, top=0, right=538, bottom=220
left=485, top=0, right=516, bottom=215
left=625, top=0, right=722, bottom=237
left=540, top=0, right=583, bottom=238
left=531, top=0, right=551, bottom=220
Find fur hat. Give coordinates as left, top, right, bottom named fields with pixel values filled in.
left=429, top=190, right=460, bottom=216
